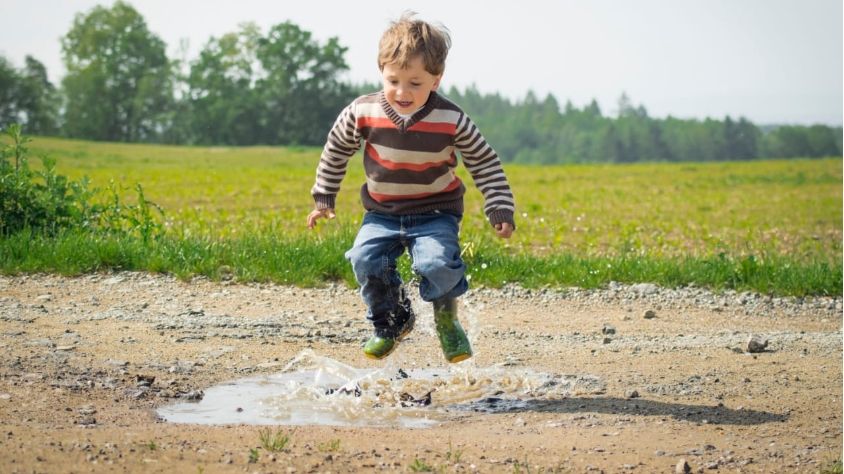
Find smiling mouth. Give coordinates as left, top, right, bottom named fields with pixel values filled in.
left=395, top=101, right=413, bottom=108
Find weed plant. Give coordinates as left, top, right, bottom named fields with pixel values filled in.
left=258, top=428, right=290, bottom=452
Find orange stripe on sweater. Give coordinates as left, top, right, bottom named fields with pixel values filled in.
left=407, top=121, right=456, bottom=134
left=368, top=177, right=462, bottom=202
left=357, top=117, right=396, bottom=129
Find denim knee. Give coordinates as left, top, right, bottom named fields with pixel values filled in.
left=411, top=252, right=467, bottom=301
left=345, top=246, right=383, bottom=284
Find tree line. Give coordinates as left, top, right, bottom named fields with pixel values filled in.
left=2, top=1, right=840, bottom=163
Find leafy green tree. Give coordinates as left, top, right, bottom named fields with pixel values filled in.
left=15, top=56, right=61, bottom=135
left=186, top=23, right=262, bottom=145
left=60, top=1, right=173, bottom=141
left=185, top=21, right=352, bottom=146
left=0, top=55, right=60, bottom=134
left=254, top=21, right=352, bottom=145
left=0, top=57, right=20, bottom=128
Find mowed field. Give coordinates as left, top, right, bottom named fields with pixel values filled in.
left=30, top=136, right=841, bottom=264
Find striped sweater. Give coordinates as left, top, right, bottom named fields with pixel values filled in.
left=311, top=91, right=516, bottom=227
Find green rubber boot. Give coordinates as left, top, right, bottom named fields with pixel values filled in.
left=433, top=297, right=472, bottom=363
left=363, top=303, right=416, bottom=360
left=362, top=334, right=398, bottom=360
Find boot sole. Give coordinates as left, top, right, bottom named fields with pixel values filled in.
left=446, top=352, right=472, bottom=363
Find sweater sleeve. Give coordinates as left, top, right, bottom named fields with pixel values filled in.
left=453, top=113, right=516, bottom=228
left=310, top=101, right=362, bottom=210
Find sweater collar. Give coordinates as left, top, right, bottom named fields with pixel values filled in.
left=379, top=90, right=440, bottom=133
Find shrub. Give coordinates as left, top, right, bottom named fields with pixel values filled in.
left=0, top=123, right=164, bottom=241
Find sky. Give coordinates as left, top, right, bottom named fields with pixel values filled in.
left=1, top=0, right=841, bottom=125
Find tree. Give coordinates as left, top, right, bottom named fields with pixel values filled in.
left=15, top=56, right=60, bottom=135
left=0, top=55, right=60, bottom=134
left=61, top=1, right=173, bottom=141
left=186, top=23, right=262, bottom=145
left=0, top=56, right=19, bottom=128
left=254, top=21, right=351, bottom=145
left=185, top=21, right=352, bottom=146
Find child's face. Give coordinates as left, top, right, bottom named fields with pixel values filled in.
left=381, top=56, right=442, bottom=114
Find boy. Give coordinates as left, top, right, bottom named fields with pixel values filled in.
left=307, top=13, right=515, bottom=363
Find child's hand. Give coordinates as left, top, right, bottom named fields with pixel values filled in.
left=494, top=222, right=514, bottom=239
left=307, top=208, right=336, bottom=229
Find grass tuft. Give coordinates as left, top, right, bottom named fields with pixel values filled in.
left=258, top=428, right=290, bottom=452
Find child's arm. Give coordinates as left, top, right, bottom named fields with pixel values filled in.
left=454, top=113, right=516, bottom=238
left=307, top=102, right=361, bottom=228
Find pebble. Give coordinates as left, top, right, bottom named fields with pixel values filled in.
left=675, top=458, right=691, bottom=474
left=643, top=309, right=657, bottom=319
left=746, top=335, right=768, bottom=353
left=631, top=283, right=659, bottom=295
left=77, top=416, right=96, bottom=426
left=624, top=389, right=639, bottom=399
left=183, top=390, right=204, bottom=401
left=602, top=324, right=616, bottom=335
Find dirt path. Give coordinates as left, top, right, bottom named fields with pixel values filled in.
left=0, top=272, right=841, bottom=473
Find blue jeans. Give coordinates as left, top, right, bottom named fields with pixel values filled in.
left=345, top=211, right=469, bottom=326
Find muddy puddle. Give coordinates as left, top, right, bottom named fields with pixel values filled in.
left=158, top=350, right=605, bottom=428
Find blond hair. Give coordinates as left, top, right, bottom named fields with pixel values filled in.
left=378, top=12, right=451, bottom=76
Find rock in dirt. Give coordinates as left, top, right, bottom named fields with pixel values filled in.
left=746, top=335, right=768, bottom=353
left=675, top=458, right=691, bottom=473
left=602, top=324, right=616, bottom=335
left=624, top=389, right=640, bottom=399
left=77, top=416, right=96, bottom=426
left=643, top=309, right=657, bottom=319
left=631, top=283, right=659, bottom=295
left=183, top=390, right=204, bottom=401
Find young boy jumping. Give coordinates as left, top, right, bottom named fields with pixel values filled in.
left=307, top=13, right=515, bottom=363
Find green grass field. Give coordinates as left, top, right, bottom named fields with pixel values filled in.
left=3, top=136, right=841, bottom=295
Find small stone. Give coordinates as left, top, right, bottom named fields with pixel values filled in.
left=643, top=309, right=657, bottom=319
left=183, top=390, right=204, bottom=401
left=36, top=294, right=53, bottom=302
left=675, top=458, right=691, bottom=474
left=632, top=283, right=659, bottom=295
left=746, top=335, right=768, bottom=353
left=602, top=337, right=612, bottom=344
left=602, top=324, right=616, bottom=335
left=625, top=389, right=639, bottom=399
left=77, top=416, right=96, bottom=426
left=106, top=359, right=129, bottom=367
left=77, top=405, right=97, bottom=416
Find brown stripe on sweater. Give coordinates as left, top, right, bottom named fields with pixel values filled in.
left=365, top=128, right=455, bottom=153
left=364, top=155, right=454, bottom=185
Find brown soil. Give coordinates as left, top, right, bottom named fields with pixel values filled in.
left=0, top=273, right=841, bottom=473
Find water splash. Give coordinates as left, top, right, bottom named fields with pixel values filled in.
left=158, top=350, right=604, bottom=428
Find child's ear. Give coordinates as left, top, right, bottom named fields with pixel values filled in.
left=432, top=74, right=442, bottom=91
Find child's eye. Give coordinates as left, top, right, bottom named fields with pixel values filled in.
left=410, top=83, right=421, bottom=87
left=389, top=80, right=399, bottom=86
